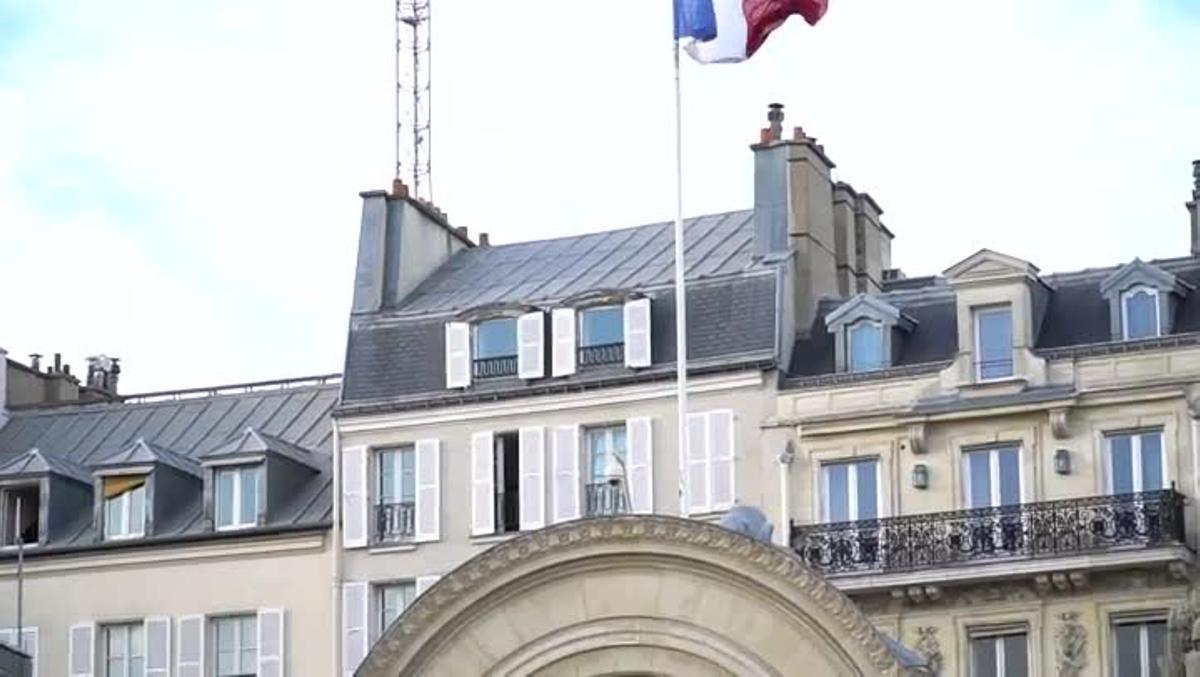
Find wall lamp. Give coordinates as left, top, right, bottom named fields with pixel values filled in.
left=1054, top=448, right=1072, bottom=475
left=912, top=464, right=930, bottom=490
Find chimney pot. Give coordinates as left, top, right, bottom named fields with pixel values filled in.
left=766, top=103, right=785, bottom=141
left=29, top=354, right=42, bottom=372
left=391, top=178, right=410, bottom=199
left=1192, top=159, right=1199, bottom=196
left=456, top=226, right=468, bottom=239
left=53, top=353, right=61, bottom=373
left=479, top=232, right=490, bottom=247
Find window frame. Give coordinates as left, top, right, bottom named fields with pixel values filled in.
left=578, top=305, right=624, bottom=349
left=1120, top=285, right=1161, bottom=341
left=0, top=483, right=41, bottom=548
left=100, top=622, right=145, bottom=677
left=962, top=445, right=1024, bottom=509
left=968, top=626, right=1029, bottom=677
left=472, top=317, right=518, bottom=360
left=211, top=614, right=258, bottom=677
left=1104, top=429, right=1168, bottom=495
left=375, top=580, right=417, bottom=638
left=974, top=305, right=1015, bottom=382
left=103, top=480, right=147, bottom=541
left=1110, top=614, right=1168, bottom=677
left=846, top=319, right=886, bottom=373
left=376, top=446, right=416, bottom=506
left=819, top=458, right=882, bottom=524
left=214, top=464, right=262, bottom=532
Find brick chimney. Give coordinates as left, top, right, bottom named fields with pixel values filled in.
left=85, top=355, right=121, bottom=397
left=1188, top=160, right=1200, bottom=256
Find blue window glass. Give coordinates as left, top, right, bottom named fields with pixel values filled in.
left=825, top=463, right=850, bottom=523
left=967, top=450, right=993, bottom=509
left=580, top=306, right=623, bottom=347
left=1109, top=434, right=1134, bottom=494
left=976, top=307, right=1013, bottom=380
left=1140, top=431, right=1163, bottom=491
left=1123, top=287, right=1159, bottom=340
left=997, top=448, right=1021, bottom=506
left=964, top=446, right=1021, bottom=508
left=848, top=321, right=885, bottom=372
left=475, top=318, right=517, bottom=359
left=1107, top=430, right=1164, bottom=494
left=822, top=459, right=878, bottom=522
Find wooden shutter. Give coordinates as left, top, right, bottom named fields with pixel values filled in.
left=444, top=322, right=471, bottom=388
left=626, top=417, right=654, bottom=514
left=517, top=312, right=545, bottom=379
left=144, top=617, right=171, bottom=677
left=470, top=431, right=496, bottom=536
left=176, top=615, right=204, bottom=677
left=68, top=623, right=94, bottom=677
left=684, top=413, right=710, bottom=515
left=550, top=425, right=580, bottom=524
left=257, top=608, right=286, bottom=677
left=518, top=427, right=546, bottom=531
left=551, top=308, right=577, bottom=377
left=709, top=410, right=735, bottom=510
left=414, top=439, right=441, bottom=542
left=341, top=445, right=368, bottom=549
left=342, top=582, right=368, bottom=676
left=623, top=297, right=652, bottom=368
left=415, top=575, right=441, bottom=597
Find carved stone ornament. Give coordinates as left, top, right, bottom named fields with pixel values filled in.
left=1165, top=587, right=1200, bottom=677
left=908, top=423, right=927, bottom=455
left=1055, top=611, right=1087, bottom=677
left=1049, top=408, right=1070, bottom=439
left=914, top=626, right=943, bottom=675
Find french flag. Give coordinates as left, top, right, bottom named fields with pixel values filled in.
left=675, top=0, right=828, bottom=64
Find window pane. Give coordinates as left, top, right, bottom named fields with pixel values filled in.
left=856, top=461, right=878, bottom=520
left=476, top=318, right=517, bottom=358
left=216, top=469, right=235, bottom=527
left=825, top=464, right=850, bottom=522
left=1110, top=435, right=1134, bottom=494
left=998, top=448, right=1021, bottom=506
left=105, top=495, right=124, bottom=537
left=238, top=466, right=259, bottom=526
left=129, top=624, right=142, bottom=657
left=967, top=451, right=992, bottom=509
left=849, top=322, right=884, bottom=372
left=977, top=308, right=1013, bottom=379
left=108, top=626, right=127, bottom=657
left=240, top=616, right=257, bottom=650
left=1147, top=621, right=1167, bottom=677
left=1115, top=623, right=1142, bottom=677
left=581, top=306, right=623, bottom=347
left=400, top=448, right=416, bottom=503
left=1003, top=634, right=1029, bottom=677
left=587, top=429, right=607, bottom=481
left=1140, top=432, right=1163, bottom=491
left=378, top=451, right=397, bottom=503
left=129, top=486, right=145, bottom=535
left=970, top=637, right=998, bottom=677
left=1125, top=289, right=1159, bottom=339
left=216, top=619, right=236, bottom=650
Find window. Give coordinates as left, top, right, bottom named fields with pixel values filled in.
left=585, top=425, right=628, bottom=516
left=1106, top=430, right=1166, bottom=494
left=377, top=582, right=416, bottom=635
left=579, top=306, right=624, bottom=366
left=473, top=318, right=518, bottom=378
left=1112, top=616, right=1167, bottom=677
left=376, top=446, right=415, bottom=542
left=821, top=459, right=879, bottom=523
left=847, top=320, right=885, bottom=373
left=969, top=629, right=1029, bottom=677
left=1, top=485, right=39, bottom=546
left=1122, top=286, right=1160, bottom=340
left=215, top=465, right=261, bottom=530
left=212, top=615, right=257, bottom=677
left=102, top=623, right=144, bottom=677
left=963, top=446, right=1021, bottom=508
left=975, top=306, right=1014, bottom=380
left=494, top=432, right=520, bottom=533
left=103, top=476, right=147, bottom=540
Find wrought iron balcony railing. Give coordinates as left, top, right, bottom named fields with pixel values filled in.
left=579, top=343, right=624, bottom=367
left=473, top=355, right=518, bottom=379
left=586, top=481, right=629, bottom=517
left=376, top=501, right=415, bottom=543
left=790, top=489, right=1187, bottom=576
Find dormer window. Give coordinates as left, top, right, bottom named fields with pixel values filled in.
left=1121, top=285, right=1160, bottom=340
left=215, top=464, right=261, bottom=531
left=1, top=485, right=39, bottom=546
left=825, top=294, right=915, bottom=374
left=847, top=320, right=885, bottom=373
left=473, top=318, right=518, bottom=378
left=102, top=476, right=146, bottom=540
left=579, top=305, right=624, bottom=366
left=975, top=305, right=1014, bottom=381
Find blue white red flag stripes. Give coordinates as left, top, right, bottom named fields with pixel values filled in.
left=675, top=0, right=828, bottom=64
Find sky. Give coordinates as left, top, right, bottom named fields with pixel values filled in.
left=0, top=0, right=1198, bottom=393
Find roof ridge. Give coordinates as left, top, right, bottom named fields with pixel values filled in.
left=457, top=208, right=754, bottom=252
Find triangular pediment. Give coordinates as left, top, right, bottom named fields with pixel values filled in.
left=0, top=447, right=90, bottom=484
left=944, top=249, right=1040, bottom=283
left=200, top=427, right=320, bottom=471
left=825, top=294, right=915, bottom=332
left=95, top=438, right=201, bottom=478
left=1099, top=258, right=1191, bottom=297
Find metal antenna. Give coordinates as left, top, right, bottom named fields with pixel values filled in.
left=395, top=0, right=432, bottom=201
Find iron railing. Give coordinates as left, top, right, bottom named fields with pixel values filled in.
left=790, top=489, right=1187, bottom=576
left=975, top=358, right=1014, bottom=380
left=375, top=501, right=415, bottom=543
left=473, top=355, right=518, bottom=379
left=586, top=481, right=629, bottom=517
left=579, top=343, right=624, bottom=367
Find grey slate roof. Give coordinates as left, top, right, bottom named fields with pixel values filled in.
left=201, top=427, right=322, bottom=471
left=0, top=380, right=338, bottom=553
left=0, top=448, right=91, bottom=484
left=95, top=438, right=202, bottom=477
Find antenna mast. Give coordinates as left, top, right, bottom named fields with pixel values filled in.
left=395, top=0, right=432, bottom=201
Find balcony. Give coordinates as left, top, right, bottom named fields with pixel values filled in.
left=586, top=481, right=629, bottom=517
left=791, top=490, right=1188, bottom=583
left=375, top=501, right=415, bottom=543
left=579, top=343, right=624, bottom=368
left=473, top=355, right=518, bottom=379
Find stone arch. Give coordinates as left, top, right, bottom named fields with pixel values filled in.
left=359, top=516, right=899, bottom=676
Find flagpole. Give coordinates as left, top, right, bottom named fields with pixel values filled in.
left=671, top=36, right=690, bottom=514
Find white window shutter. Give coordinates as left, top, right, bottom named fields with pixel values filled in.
left=709, top=410, right=735, bottom=510
left=257, top=608, right=286, bottom=677
left=626, top=418, right=654, bottom=514
left=416, top=574, right=441, bottom=597
left=68, top=623, right=95, bottom=677
left=550, top=425, right=580, bottom=523
left=445, top=322, right=471, bottom=388
left=20, top=628, right=37, bottom=677
left=341, top=445, right=368, bottom=549
left=551, top=308, right=577, bottom=377
left=144, top=617, right=171, bottom=677
left=518, top=427, right=546, bottom=531
left=470, top=431, right=496, bottom=536
left=176, top=615, right=204, bottom=677
left=517, top=312, right=545, bottom=379
left=341, top=583, right=368, bottom=677
left=684, top=413, right=710, bottom=515
left=414, top=439, right=441, bottom=542
left=623, top=297, right=652, bottom=368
